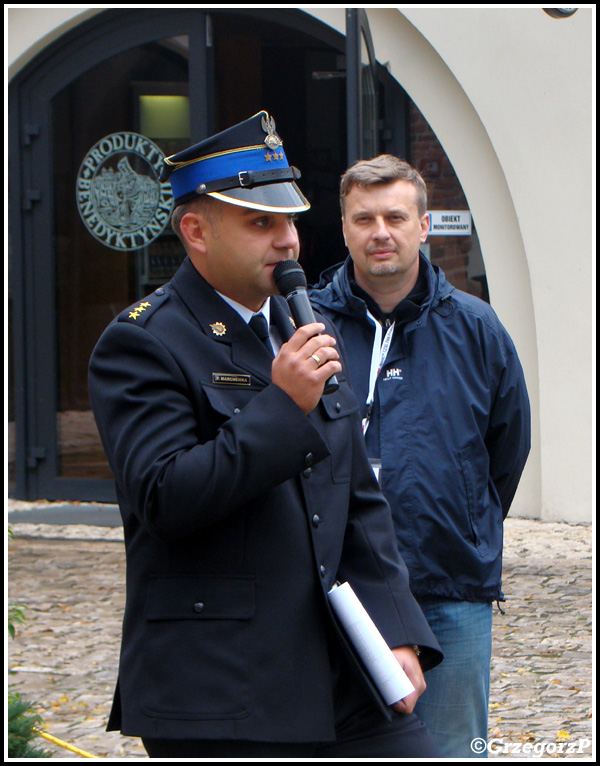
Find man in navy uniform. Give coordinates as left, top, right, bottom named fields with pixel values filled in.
left=88, top=111, right=442, bottom=758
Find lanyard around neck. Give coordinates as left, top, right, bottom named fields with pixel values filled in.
left=362, top=310, right=395, bottom=436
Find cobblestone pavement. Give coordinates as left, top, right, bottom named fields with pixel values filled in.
left=7, top=512, right=593, bottom=761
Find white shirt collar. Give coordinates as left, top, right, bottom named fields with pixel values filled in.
left=216, top=292, right=271, bottom=326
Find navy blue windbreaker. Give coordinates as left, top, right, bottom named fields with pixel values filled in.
left=309, top=255, right=531, bottom=603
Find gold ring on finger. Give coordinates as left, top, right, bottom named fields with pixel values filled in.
left=311, top=353, right=322, bottom=367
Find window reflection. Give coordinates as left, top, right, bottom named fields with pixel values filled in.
left=54, top=37, right=189, bottom=479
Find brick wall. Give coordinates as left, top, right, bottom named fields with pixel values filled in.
left=409, top=104, right=487, bottom=300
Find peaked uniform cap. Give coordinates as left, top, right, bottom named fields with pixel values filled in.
left=160, top=110, right=310, bottom=213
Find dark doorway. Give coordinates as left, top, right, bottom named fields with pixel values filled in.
left=9, top=8, right=350, bottom=501
left=9, top=7, right=486, bottom=502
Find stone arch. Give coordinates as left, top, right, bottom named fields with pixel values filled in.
left=309, top=7, right=540, bottom=516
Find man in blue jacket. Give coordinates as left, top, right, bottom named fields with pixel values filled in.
left=310, top=154, right=531, bottom=758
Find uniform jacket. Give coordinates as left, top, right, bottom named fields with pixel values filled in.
left=88, top=256, right=442, bottom=742
left=309, top=255, right=531, bottom=604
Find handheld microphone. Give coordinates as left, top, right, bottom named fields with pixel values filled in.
left=273, top=259, right=339, bottom=395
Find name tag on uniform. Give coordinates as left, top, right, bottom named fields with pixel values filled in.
left=212, top=373, right=251, bottom=386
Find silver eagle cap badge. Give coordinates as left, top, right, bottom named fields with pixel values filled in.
left=261, top=114, right=283, bottom=151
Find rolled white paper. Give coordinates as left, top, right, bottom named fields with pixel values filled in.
left=328, top=581, right=415, bottom=705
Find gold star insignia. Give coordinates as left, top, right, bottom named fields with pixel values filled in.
left=128, top=302, right=151, bottom=320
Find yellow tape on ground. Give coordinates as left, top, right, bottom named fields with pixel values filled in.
left=33, top=728, right=99, bottom=758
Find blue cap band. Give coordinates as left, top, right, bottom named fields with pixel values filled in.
left=169, top=146, right=289, bottom=203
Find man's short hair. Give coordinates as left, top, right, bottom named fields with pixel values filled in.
left=171, top=195, right=216, bottom=244
left=340, top=155, right=428, bottom=217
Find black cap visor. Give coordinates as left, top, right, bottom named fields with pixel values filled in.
left=208, top=181, right=310, bottom=213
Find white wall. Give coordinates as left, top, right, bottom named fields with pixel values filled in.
left=8, top=6, right=594, bottom=523
left=310, top=8, right=543, bottom=520
left=7, top=6, right=100, bottom=78
left=393, top=7, right=593, bottom=524
left=311, top=7, right=594, bottom=524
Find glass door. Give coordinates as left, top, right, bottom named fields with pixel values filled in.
left=345, top=8, right=379, bottom=165
left=53, top=38, right=191, bottom=489
left=9, top=7, right=350, bottom=501
left=10, top=9, right=211, bottom=501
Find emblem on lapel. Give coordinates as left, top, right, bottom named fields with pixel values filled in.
left=210, top=321, right=227, bottom=337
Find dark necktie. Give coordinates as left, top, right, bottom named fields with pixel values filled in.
left=248, top=313, right=274, bottom=355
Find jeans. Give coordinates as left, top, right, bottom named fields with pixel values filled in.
left=414, top=599, right=493, bottom=758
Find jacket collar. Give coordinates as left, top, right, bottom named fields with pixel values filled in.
left=171, top=256, right=243, bottom=344
left=310, top=253, right=454, bottom=322
left=170, top=257, right=295, bottom=384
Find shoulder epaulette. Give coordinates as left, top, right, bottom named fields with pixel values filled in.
left=117, top=287, right=170, bottom=326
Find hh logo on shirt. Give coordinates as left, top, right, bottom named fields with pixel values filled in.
left=384, top=368, right=404, bottom=381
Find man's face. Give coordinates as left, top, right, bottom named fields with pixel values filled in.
left=342, top=180, right=429, bottom=290
left=187, top=199, right=301, bottom=311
